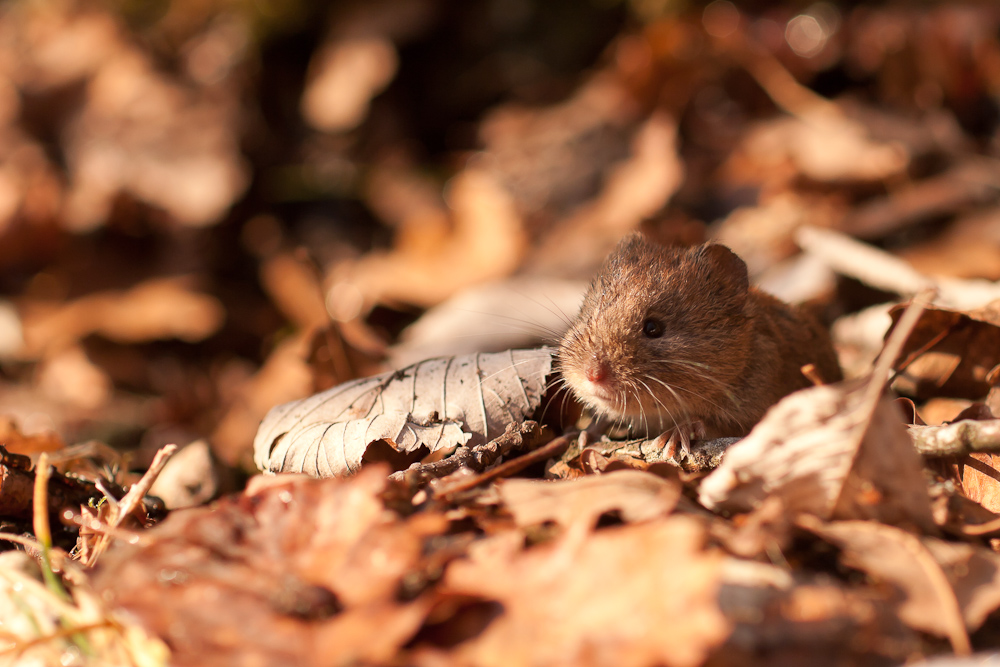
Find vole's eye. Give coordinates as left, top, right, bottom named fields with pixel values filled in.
left=642, top=318, right=663, bottom=338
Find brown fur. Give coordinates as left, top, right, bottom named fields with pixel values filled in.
left=558, top=233, right=842, bottom=438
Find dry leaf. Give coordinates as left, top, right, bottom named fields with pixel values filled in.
left=889, top=300, right=1000, bottom=400
left=498, top=469, right=681, bottom=529
left=899, top=209, right=1000, bottom=280
left=213, top=330, right=316, bottom=466
left=841, top=162, right=1000, bottom=241
left=799, top=517, right=971, bottom=654
left=254, top=348, right=553, bottom=476
left=35, top=344, right=111, bottom=410
left=301, top=37, right=398, bottom=132
left=334, top=167, right=526, bottom=310
left=963, top=454, right=1000, bottom=515
left=19, top=277, right=225, bottom=358
left=528, top=111, right=685, bottom=277
left=443, top=517, right=729, bottom=667
left=713, top=194, right=824, bottom=278
left=147, top=440, right=219, bottom=510
left=0, top=416, right=64, bottom=456
left=739, top=111, right=908, bottom=183
left=94, top=466, right=443, bottom=667
left=699, top=379, right=935, bottom=531
left=388, top=277, right=586, bottom=369
left=921, top=538, right=1000, bottom=631
left=798, top=226, right=1000, bottom=311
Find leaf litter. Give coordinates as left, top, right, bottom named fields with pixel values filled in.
left=9, top=2, right=1000, bottom=666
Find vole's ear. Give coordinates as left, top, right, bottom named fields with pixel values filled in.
left=697, top=243, right=749, bottom=292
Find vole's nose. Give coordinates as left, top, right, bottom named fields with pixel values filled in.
left=585, top=357, right=610, bottom=384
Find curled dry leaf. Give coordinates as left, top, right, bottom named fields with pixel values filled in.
left=498, top=469, right=681, bottom=529
left=698, top=380, right=934, bottom=531
left=889, top=300, right=1000, bottom=400
left=443, top=517, right=728, bottom=667
left=254, top=348, right=553, bottom=477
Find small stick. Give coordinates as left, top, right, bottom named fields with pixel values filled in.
left=84, top=444, right=177, bottom=566
left=433, top=433, right=574, bottom=499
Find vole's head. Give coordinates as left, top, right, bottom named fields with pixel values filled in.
left=558, top=233, right=752, bottom=432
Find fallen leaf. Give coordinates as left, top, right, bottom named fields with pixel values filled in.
left=799, top=517, right=971, bottom=654
left=35, top=344, right=111, bottom=410
left=301, top=37, right=398, bottom=132
left=699, top=380, right=935, bottom=531
left=889, top=300, right=1000, bottom=400
left=335, top=167, right=526, bottom=310
left=739, top=111, right=908, bottom=183
left=0, top=416, right=64, bottom=456
left=254, top=348, right=553, bottom=476
left=442, top=517, right=729, bottom=667
left=19, top=277, right=225, bottom=358
left=213, top=330, right=315, bottom=466
left=498, top=469, right=681, bottom=529
left=388, top=277, right=586, bottom=369
left=528, top=111, right=685, bottom=277
left=93, top=466, right=444, bottom=667
left=921, top=538, right=1000, bottom=631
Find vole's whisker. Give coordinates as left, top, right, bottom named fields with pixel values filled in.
left=637, top=378, right=675, bottom=434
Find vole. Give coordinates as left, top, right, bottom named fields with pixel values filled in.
left=558, top=233, right=842, bottom=450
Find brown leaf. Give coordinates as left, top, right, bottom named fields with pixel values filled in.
left=921, top=538, right=1000, bottom=631
left=498, top=469, right=681, bottom=529
left=0, top=416, right=64, bottom=456
left=93, top=466, right=444, bottom=667
left=528, top=111, right=685, bottom=277
left=254, top=348, right=553, bottom=476
left=962, top=453, right=1000, bottom=515
left=212, top=330, right=315, bottom=467
left=739, top=111, right=908, bottom=183
left=799, top=518, right=971, bottom=654
left=19, top=277, right=225, bottom=358
left=890, top=300, right=1000, bottom=400
left=35, top=345, right=111, bottom=410
left=260, top=252, right=330, bottom=330
left=716, top=558, right=918, bottom=665
left=301, top=37, right=398, bottom=132
left=336, top=167, right=526, bottom=310
left=442, top=517, right=729, bottom=667
left=699, top=381, right=935, bottom=531
left=388, top=276, right=586, bottom=369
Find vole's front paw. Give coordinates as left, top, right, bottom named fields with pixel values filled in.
left=653, top=421, right=706, bottom=458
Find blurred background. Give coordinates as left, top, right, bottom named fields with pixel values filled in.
left=1, top=0, right=999, bottom=478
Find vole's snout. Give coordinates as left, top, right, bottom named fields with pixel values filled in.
left=584, top=356, right=610, bottom=384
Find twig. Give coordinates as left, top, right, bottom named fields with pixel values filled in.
left=84, top=444, right=177, bottom=566
left=433, top=432, right=574, bottom=499
left=910, top=420, right=1000, bottom=458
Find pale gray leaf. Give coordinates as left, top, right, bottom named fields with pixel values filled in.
left=254, top=348, right=553, bottom=476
